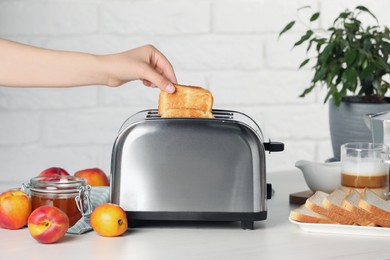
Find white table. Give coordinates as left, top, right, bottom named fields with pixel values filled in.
left=1, top=170, right=390, bottom=260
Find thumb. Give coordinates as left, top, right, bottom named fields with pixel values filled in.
left=160, top=81, right=176, bottom=93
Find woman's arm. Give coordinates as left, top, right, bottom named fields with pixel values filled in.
left=0, top=39, right=176, bottom=93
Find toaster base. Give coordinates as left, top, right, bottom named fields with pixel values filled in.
left=126, top=211, right=267, bottom=230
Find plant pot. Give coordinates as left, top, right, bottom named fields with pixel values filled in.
left=328, top=96, right=390, bottom=161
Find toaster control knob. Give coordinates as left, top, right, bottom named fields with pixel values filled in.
left=266, top=183, right=272, bottom=199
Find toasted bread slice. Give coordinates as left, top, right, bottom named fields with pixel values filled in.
left=305, top=191, right=354, bottom=225
left=158, top=84, right=213, bottom=118
left=358, top=189, right=390, bottom=227
left=289, top=205, right=337, bottom=224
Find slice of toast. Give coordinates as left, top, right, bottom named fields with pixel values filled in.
left=158, top=84, right=213, bottom=118
left=305, top=191, right=354, bottom=225
left=289, top=205, right=337, bottom=224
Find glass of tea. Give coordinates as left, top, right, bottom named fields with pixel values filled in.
left=341, top=143, right=390, bottom=200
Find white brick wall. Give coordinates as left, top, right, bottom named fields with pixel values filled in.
left=0, top=0, right=389, bottom=184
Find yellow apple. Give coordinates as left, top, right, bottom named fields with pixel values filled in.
left=90, top=203, right=128, bottom=237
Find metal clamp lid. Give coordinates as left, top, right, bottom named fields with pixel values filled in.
left=75, top=185, right=92, bottom=218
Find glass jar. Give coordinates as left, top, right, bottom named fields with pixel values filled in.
left=24, top=176, right=91, bottom=227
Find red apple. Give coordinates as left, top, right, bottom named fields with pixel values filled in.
left=28, top=205, right=69, bottom=244
left=39, top=167, right=70, bottom=177
left=74, top=168, right=109, bottom=186
left=0, top=190, right=32, bottom=230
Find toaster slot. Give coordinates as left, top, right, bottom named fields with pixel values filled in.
left=211, top=110, right=234, bottom=119
left=146, top=110, right=160, bottom=119
left=145, top=109, right=234, bottom=120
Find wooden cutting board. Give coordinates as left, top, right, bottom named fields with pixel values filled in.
left=289, top=190, right=313, bottom=205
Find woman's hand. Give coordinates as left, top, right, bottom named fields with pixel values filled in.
left=100, top=45, right=177, bottom=93
left=0, top=39, right=177, bottom=92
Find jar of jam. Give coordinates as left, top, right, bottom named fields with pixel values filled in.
left=24, top=176, right=92, bottom=227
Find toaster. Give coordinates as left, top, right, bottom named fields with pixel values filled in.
left=110, top=109, right=283, bottom=229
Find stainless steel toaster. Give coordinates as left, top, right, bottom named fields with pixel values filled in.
left=110, top=109, right=283, bottom=229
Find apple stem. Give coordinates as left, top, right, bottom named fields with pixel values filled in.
left=43, top=221, right=49, bottom=227
left=118, top=219, right=123, bottom=226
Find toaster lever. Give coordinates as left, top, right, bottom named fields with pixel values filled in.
left=267, top=183, right=273, bottom=199
left=264, top=140, right=284, bottom=153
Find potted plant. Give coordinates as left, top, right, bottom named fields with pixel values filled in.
left=279, top=5, right=390, bottom=161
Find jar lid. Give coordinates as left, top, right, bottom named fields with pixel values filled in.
left=29, top=176, right=87, bottom=194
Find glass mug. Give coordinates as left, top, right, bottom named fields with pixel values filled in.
left=341, top=143, right=389, bottom=200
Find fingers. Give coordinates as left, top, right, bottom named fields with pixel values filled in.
left=140, top=64, right=176, bottom=93
left=163, top=82, right=176, bottom=93
left=148, top=45, right=177, bottom=85
left=139, top=45, right=177, bottom=93
left=104, top=44, right=177, bottom=92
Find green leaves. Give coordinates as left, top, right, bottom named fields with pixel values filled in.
left=345, top=50, right=357, bottom=66
left=294, top=30, right=314, bottom=47
left=342, top=68, right=358, bottom=91
left=356, top=5, right=378, bottom=23
left=299, top=58, right=310, bottom=69
left=279, top=5, right=390, bottom=106
left=310, top=12, right=320, bottom=22
left=279, top=21, right=295, bottom=38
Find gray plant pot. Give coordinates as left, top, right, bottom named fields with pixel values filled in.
left=329, top=96, right=390, bottom=161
